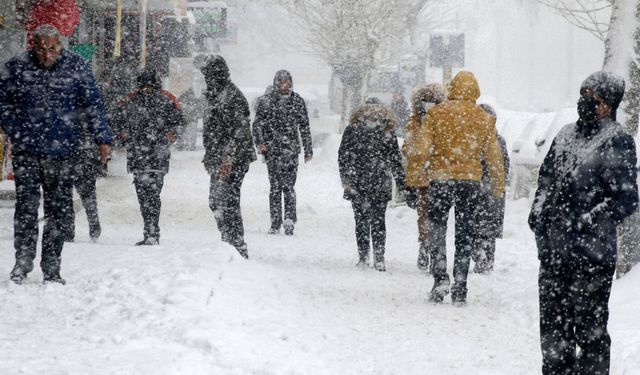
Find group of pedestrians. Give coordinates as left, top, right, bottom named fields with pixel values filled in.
left=1, top=23, right=638, bottom=375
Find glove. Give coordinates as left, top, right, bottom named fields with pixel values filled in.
left=405, top=187, right=418, bottom=209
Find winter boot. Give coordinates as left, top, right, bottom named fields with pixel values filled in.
left=135, top=237, right=159, bottom=246
left=43, top=273, right=66, bottom=285
left=283, top=219, right=294, bottom=236
left=355, top=248, right=369, bottom=269
left=89, top=222, right=101, bottom=242
left=428, top=277, right=450, bottom=303
left=267, top=227, right=280, bottom=235
left=373, top=250, right=386, bottom=272
left=417, top=242, right=430, bottom=272
left=235, top=243, right=249, bottom=259
left=9, top=267, right=27, bottom=285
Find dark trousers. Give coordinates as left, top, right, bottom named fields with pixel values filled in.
left=63, top=157, right=100, bottom=238
left=539, top=260, right=615, bottom=375
left=12, top=153, right=74, bottom=277
left=351, top=197, right=387, bottom=259
left=209, top=165, right=248, bottom=247
left=133, top=172, right=165, bottom=240
left=266, top=157, right=298, bottom=229
left=427, top=180, right=481, bottom=300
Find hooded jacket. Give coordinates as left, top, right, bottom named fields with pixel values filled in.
left=200, top=55, right=256, bottom=173
left=406, top=71, right=505, bottom=196
left=338, top=104, right=404, bottom=202
left=252, top=70, right=313, bottom=160
left=402, top=84, right=446, bottom=187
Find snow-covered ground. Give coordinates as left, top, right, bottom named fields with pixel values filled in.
left=1, top=126, right=639, bottom=374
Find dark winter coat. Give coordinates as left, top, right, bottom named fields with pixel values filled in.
left=528, top=118, right=638, bottom=265
left=252, top=90, right=313, bottom=161
left=478, top=134, right=510, bottom=238
left=0, top=49, right=112, bottom=157
left=338, top=104, right=405, bottom=202
left=202, top=80, right=256, bottom=174
left=113, top=89, right=184, bottom=174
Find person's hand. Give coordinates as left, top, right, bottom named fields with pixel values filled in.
left=117, top=131, right=126, bottom=141
left=217, top=159, right=232, bottom=180
left=167, top=132, right=177, bottom=143
left=304, top=155, right=313, bottom=163
left=98, top=144, right=111, bottom=164
left=258, top=144, right=268, bottom=153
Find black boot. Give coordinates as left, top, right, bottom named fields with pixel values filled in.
left=417, top=242, right=430, bottom=272
left=235, top=243, right=249, bottom=259
left=355, top=248, right=369, bottom=268
left=373, top=249, right=386, bottom=272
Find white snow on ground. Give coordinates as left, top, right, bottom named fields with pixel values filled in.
left=1, top=123, right=640, bottom=374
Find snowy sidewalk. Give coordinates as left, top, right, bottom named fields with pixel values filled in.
left=0, top=139, right=639, bottom=374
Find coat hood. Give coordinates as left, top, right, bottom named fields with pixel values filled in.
left=411, top=83, right=446, bottom=115
left=349, top=103, right=398, bottom=132
left=200, top=54, right=230, bottom=81
left=273, top=70, right=293, bottom=89
left=580, top=71, right=625, bottom=111
left=447, top=71, right=480, bottom=101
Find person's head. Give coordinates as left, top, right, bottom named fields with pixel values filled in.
left=136, top=69, right=161, bottom=91
left=578, top=71, right=625, bottom=122
left=412, top=83, right=446, bottom=117
left=350, top=102, right=397, bottom=133
left=33, top=25, right=63, bottom=69
left=200, top=54, right=230, bottom=89
left=273, top=70, right=293, bottom=95
left=447, top=71, right=480, bottom=102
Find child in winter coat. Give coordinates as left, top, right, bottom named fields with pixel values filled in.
left=338, top=103, right=405, bottom=271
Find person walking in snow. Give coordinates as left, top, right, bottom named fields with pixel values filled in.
left=471, top=103, right=510, bottom=273
left=252, top=70, right=313, bottom=235
left=410, top=71, right=505, bottom=305
left=113, top=69, right=184, bottom=246
left=528, top=71, right=638, bottom=375
left=402, top=83, right=446, bottom=272
left=0, top=25, right=112, bottom=285
left=338, top=102, right=405, bottom=271
left=200, top=55, right=256, bottom=259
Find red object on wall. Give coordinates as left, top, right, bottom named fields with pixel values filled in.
left=25, top=0, right=80, bottom=46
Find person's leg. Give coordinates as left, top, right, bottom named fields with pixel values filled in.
left=426, top=181, right=454, bottom=301
left=133, top=172, right=163, bottom=243
left=451, top=181, right=481, bottom=303
left=351, top=197, right=371, bottom=264
left=371, top=200, right=388, bottom=271
left=41, top=157, right=74, bottom=282
left=539, top=263, right=576, bottom=375
left=11, top=154, right=42, bottom=281
left=75, top=160, right=101, bottom=240
left=282, top=158, right=299, bottom=234
left=573, top=262, right=615, bottom=375
left=267, top=159, right=283, bottom=231
left=416, top=187, right=430, bottom=271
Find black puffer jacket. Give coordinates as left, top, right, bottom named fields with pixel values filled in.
left=338, top=103, right=405, bottom=202
left=252, top=72, right=313, bottom=160
left=528, top=118, right=638, bottom=265
left=114, top=89, right=184, bottom=174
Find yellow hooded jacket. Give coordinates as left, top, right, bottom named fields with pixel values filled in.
left=406, top=71, right=505, bottom=196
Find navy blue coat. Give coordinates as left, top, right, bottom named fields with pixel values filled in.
left=0, top=50, right=112, bottom=157
left=528, top=118, right=638, bottom=266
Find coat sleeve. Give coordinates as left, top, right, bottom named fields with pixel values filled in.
left=252, top=98, right=267, bottom=149
left=596, top=132, right=639, bottom=224
left=407, top=114, right=434, bottom=176
left=388, top=134, right=405, bottom=189
left=528, top=137, right=558, bottom=233
left=482, top=117, right=505, bottom=197
left=166, top=99, right=186, bottom=137
left=0, top=61, right=19, bottom=138
left=224, top=90, right=253, bottom=164
left=338, top=126, right=356, bottom=188
left=296, top=97, right=313, bottom=158
left=77, top=61, right=113, bottom=145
